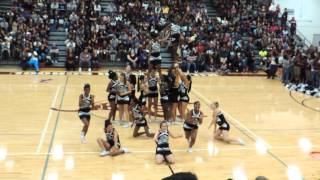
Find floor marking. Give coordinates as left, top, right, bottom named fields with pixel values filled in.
left=36, top=85, right=61, bottom=154
left=6, top=145, right=320, bottom=157
left=191, top=88, right=290, bottom=167
left=192, top=88, right=271, bottom=147
left=40, top=76, right=69, bottom=180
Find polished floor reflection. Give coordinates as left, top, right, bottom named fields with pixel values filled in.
left=0, top=75, right=319, bottom=180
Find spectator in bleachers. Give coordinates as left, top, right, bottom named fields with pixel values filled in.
left=79, top=48, right=92, bottom=72
left=50, top=43, right=59, bottom=63
left=66, top=48, right=76, bottom=71
left=28, top=51, right=39, bottom=73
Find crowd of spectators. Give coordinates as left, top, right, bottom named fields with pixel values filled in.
left=0, top=1, right=51, bottom=69
left=0, top=0, right=319, bottom=87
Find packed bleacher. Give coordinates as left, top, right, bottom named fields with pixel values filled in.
left=0, top=0, right=319, bottom=88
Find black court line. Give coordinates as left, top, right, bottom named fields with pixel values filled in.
left=40, top=75, right=69, bottom=180
left=191, top=90, right=288, bottom=168
left=289, top=91, right=320, bottom=113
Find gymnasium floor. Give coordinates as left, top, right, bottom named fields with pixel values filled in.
left=0, top=73, right=319, bottom=180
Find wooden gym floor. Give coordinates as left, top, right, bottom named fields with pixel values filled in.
left=0, top=74, right=319, bottom=180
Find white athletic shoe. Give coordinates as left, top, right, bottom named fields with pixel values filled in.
left=172, top=121, right=181, bottom=125
left=80, top=132, right=87, bottom=144
left=187, top=148, right=193, bottom=153
left=79, top=67, right=82, bottom=72
left=99, top=150, right=109, bottom=156
left=122, top=122, right=131, bottom=128
left=122, top=148, right=130, bottom=153
left=88, top=68, right=92, bottom=72
left=238, top=139, right=245, bottom=145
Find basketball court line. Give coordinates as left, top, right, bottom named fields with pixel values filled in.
left=36, top=85, right=61, bottom=154
left=191, top=88, right=290, bottom=167
left=40, top=76, right=69, bottom=180
left=191, top=88, right=271, bottom=147
left=6, top=145, right=320, bottom=156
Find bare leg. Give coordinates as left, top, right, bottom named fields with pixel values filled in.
left=81, top=119, right=90, bottom=135
left=165, top=154, right=175, bottom=164
left=153, top=97, right=158, bottom=120
left=109, top=146, right=125, bottom=156
left=171, top=103, right=178, bottom=121
left=189, top=130, right=198, bottom=148
left=133, top=126, right=145, bottom=137
left=155, top=154, right=165, bottom=164
left=96, top=138, right=110, bottom=150
left=148, top=97, right=152, bottom=120
left=221, top=131, right=241, bottom=144
left=144, top=126, right=155, bottom=137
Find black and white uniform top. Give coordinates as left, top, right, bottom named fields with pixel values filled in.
left=150, top=41, right=161, bottom=63
left=116, top=82, right=130, bottom=104
left=106, top=128, right=121, bottom=148
left=216, top=111, right=230, bottom=131
left=171, top=23, right=181, bottom=42
left=132, top=104, right=147, bottom=127
left=78, top=94, right=92, bottom=119
left=183, top=109, right=202, bottom=131
left=178, top=81, right=189, bottom=102
left=156, top=130, right=172, bottom=155
left=108, top=80, right=118, bottom=102
left=160, top=81, right=169, bottom=103
left=148, top=77, right=158, bottom=97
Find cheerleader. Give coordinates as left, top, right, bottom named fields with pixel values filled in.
left=79, top=83, right=95, bottom=143
left=183, top=101, right=203, bottom=153
left=116, top=73, right=132, bottom=128
left=97, top=120, right=129, bottom=156
left=147, top=70, right=159, bottom=121
left=148, top=26, right=170, bottom=74
left=159, top=74, right=171, bottom=122
left=208, top=102, right=245, bottom=145
left=168, top=63, right=180, bottom=124
left=128, top=74, right=137, bottom=123
left=154, top=121, right=182, bottom=164
left=138, top=75, right=148, bottom=111
left=106, top=71, right=118, bottom=121
left=131, top=99, right=155, bottom=138
left=177, top=69, right=192, bottom=122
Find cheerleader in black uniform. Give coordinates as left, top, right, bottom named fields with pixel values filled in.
left=138, top=75, right=148, bottom=111
left=159, top=74, right=171, bottom=122
left=116, top=73, right=132, bottom=128
left=148, top=26, right=170, bottom=75
left=78, top=84, right=95, bottom=143
left=168, top=63, right=181, bottom=124
left=132, top=99, right=155, bottom=138
left=128, top=74, right=137, bottom=123
left=208, top=102, right=245, bottom=145
left=97, top=120, right=129, bottom=156
left=154, top=121, right=182, bottom=164
left=183, top=101, right=203, bottom=153
left=147, top=70, right=160, bottom=121
left=177, top=69, right=192, bottom=122
left=106, top=71, right=118, bottom=121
